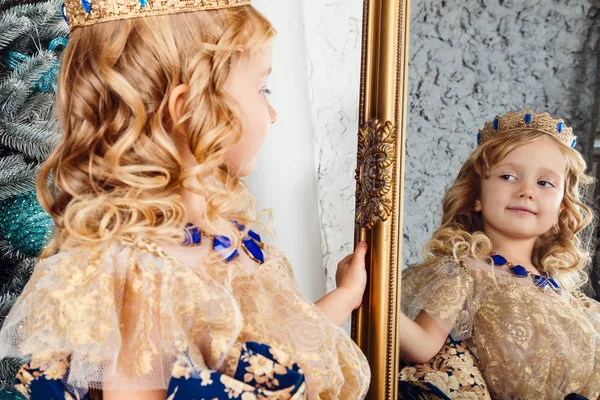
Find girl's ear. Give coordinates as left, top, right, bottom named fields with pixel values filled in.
left=168, top=84, right=189, bottom=127
left=474, top=199, right=482, bottom=212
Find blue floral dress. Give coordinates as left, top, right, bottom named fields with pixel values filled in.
left=12, top=342, right=305, bottom=399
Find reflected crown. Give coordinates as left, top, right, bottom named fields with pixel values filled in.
left=62, top=0, right=251, bottom=29
left=477, top=109, right=577, bottom=149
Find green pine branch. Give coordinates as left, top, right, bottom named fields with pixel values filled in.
left=0, top=50, right=57, bottom=116
left=14, top=92, right=55, bottom=124
left=0, top=16, right=32, bottom=51
left=0, top=1, right=64, bottom=51
left=0, top=240, right=27, bottom=264
left=0, top=120, right=59, bottom=160
left=0, top=257, right=35, bottom=295
left=0, top=358, right=23, bottom=392
left=0, top=0, right=65, bottom=202
left=0, top=292, right=27, bottom=392
left=0, top=255, right=35, bottom=390
left=0, top=0, right=64, bottom=390
left=0, top=156, right=40, bottom=200
left=0, top=0, right=44, bottom=10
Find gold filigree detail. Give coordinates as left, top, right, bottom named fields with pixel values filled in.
left=478, top=109, right=577, bottom=148
left=64, top=0, right=251, bottom=29
left=402, top=258, right=600, bottom=399
left=355, top=119, right=397, bottom=229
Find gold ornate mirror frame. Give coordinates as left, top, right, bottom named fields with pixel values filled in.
left=351, top=1, right=410, bottom=399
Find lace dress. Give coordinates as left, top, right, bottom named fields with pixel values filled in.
left=402, top=257, right=600, bottom=400
left=0, top=237, right=370, bottom=399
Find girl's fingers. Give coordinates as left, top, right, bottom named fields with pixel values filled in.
left=351, top=242, right=368, bottom=267
left=339, top=253, right=354, bottom=266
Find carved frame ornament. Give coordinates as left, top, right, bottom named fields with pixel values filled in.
left=352, top=1, right=410, bottom=399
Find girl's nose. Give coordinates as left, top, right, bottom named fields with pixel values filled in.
left=518, top=183, right=535, bottom=200
left=269, top=103, right=277, bottom=124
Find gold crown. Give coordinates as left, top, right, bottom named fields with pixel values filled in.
left=477, top=109, right=577, bottom=149
left=62, top=0, right=251, bottom=29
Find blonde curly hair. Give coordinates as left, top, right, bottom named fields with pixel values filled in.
left=38, top=6, right=275, bottom=256
left=422, top=129, right=595, bottom=289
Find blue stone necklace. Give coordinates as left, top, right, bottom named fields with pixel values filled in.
left=491, top=253, right=561, bottom=294
left=183, top=222, right=265, bottom=264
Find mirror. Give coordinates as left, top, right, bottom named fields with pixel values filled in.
left=352, top=1, right=600, bottom=398
left=0, top=0, right=598, bottom=397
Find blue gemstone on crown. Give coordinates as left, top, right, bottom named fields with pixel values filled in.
left=81, top=0, right=91, bottom=13
left=493, top=119, right=499, bottom=130
left=139, top=0, right=148, bottom=5
left=477, top=132, right=481, bottom=144
left=557, top=122, right=564, bottom=133
left=524, top=113, right=533, bottom=125
left=571, top=140, right=577, bottom=148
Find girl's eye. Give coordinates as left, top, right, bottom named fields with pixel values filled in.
left=538, top=180, right=555, bottom=188
left=261, top=88, right=272, bottom=95
left=500, top=174, right=516, bottom=181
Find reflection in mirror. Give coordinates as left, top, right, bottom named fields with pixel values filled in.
left=395, top=2, right=600, bottom=400
left=403, top=1, right=599, bottom=270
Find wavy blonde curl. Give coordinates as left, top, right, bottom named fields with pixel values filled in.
left=422, top=129, right=595, bottom=290
left=38, top=6, right=276, bottom=256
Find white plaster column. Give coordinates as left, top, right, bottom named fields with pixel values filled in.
left=301, top=0, right=363, bottom=292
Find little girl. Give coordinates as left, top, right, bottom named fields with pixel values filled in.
left=0, top=1, right=370, bottom=399
left=400, top=110, right=599, bottom=399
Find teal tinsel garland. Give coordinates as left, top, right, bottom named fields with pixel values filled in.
left=0, top=190, right=53, bottom=257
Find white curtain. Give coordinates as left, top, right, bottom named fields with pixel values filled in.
left=248, top=0, right=325, bottom=302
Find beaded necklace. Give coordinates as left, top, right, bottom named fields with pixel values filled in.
left=491, top=253, right=561, bottom=294
left=183, top=222, right=265, bottom=264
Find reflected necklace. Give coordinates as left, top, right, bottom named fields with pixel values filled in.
left=491, top=253, right=561, bottom=294
left=183, top=222, right=265, bottom=264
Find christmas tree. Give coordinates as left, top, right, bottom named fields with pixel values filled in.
left=0, top=0, right=66, bottom=391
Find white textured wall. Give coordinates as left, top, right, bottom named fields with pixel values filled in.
left=248, top=0, right=325, bottom=302
left=302, top=0, right=363, bottom=292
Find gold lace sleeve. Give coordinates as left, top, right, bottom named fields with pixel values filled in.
left=570, top=290, right=600, bottom=332
left=401, top=259, right=479, bottom=340
left=0, top=239, right=243, bottom=392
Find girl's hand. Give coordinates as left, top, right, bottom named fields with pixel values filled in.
left=335, top=242, right=368, bottom=310
left=314, top=242, right=368, bottom=326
